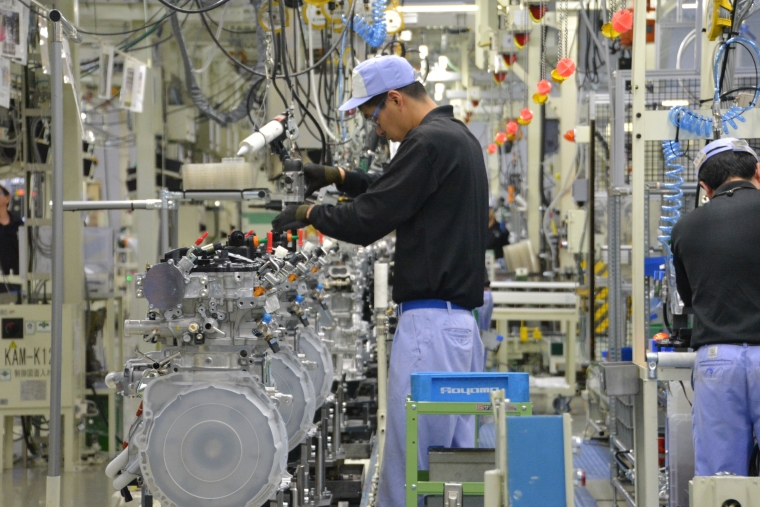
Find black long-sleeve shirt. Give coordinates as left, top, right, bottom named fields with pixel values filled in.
left=672, top=179, right=760, bottom=349
left=310, top=106, right=489, bottom=309
left=0, top=212, right=22, bottom=276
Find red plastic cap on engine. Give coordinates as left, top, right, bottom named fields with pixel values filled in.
left=195, top=231, right=209, bottom=246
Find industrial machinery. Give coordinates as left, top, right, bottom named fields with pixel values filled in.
left=104, top=230, right=343, bottom=506
left=0, top=304, right=84, bottom=471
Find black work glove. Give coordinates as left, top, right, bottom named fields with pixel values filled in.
left=304, top=163, right=342, bottom=197
left=272, top=204, right=311, bottom=232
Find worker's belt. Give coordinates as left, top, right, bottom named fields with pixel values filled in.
left=397, top=299, right=470, bottom=315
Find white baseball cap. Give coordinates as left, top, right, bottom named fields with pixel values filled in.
left=339, top=55, right=417, bottom=112
left=694, top=137, right=759, bottom=175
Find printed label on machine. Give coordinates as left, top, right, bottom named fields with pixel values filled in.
left=3, top=342, right=53, bottom=366
left=20, top=379, right=46, bottom=401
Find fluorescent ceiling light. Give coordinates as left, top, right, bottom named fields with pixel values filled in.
left=661, top=99, right=690, bottom=107
left=426, top=70, right=462, bottom=82
left=398, top=4, right=478, bottom=13
left=681, top=2, right=697, bottom=8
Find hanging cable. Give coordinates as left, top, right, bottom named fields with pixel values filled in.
left=193, top=2, right=229, bottom=73
left=156, top=0, right=234, bottom=15
left=197, top=0, right=355, bottom=78
left=169, top=10, right=266, bottom=126
left=308, top=19, right=339, bottom=142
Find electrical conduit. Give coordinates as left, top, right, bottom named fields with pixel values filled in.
left=168, top=2, right=266, bottom=127
left=308, top=20, right=339, bottom=141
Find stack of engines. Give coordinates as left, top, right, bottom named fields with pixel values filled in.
left=320, top=239, right=395, bottom=383
left=104, top=230, right=339, bottom=507
left=321, top=248, right=370, bottom=383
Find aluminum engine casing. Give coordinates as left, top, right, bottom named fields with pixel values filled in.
left=135, top=370, right=289, bottom=507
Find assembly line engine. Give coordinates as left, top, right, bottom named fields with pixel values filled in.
left=104, top=230, right=338, bottom=507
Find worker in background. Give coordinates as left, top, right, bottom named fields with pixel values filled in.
left=487, top=208, right=510, bottom=261
left=272, top=55, right=488, bottom=506
left=475, top=208, right=510, bottom=332
left=0, top=184, right=22, bottom=298
left=671, top=137, right=760, bottom=477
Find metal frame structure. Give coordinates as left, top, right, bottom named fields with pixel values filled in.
left=47, top=9, right=82, bottom=507
left=628, top=2, right=760, bottom=504
left=490, top=281, right=579, bottom=399
left=404, top=398, right=533, bottom=506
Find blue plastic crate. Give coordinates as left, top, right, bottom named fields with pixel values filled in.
left=645, top=256, right=666, bottom=277
left=410, top=372, right=530, bottom=403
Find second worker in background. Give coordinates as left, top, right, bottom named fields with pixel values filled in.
left=273, top=55, right=489, bottom=506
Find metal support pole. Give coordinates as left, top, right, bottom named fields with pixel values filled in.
left=607, top=191, right=622, bottom=362
left=588, top=98, right=597, bottom=361
left=160, top=190, right=170, bottom=255
left=141, top=484, right=153, bottom=507
left=373, top=262, right=388, bottom=467
left=46, top=14, right=65, bottom=507
left=298, top=441, right=309, bottom=505
left=526, top=25, right=544, bottom=255
left=611, top=72, right=627, bottom=189
left=46, top=9, right=80, bottom=506
left=368, top=261, right=389, bottom=506
left=317, top=408, right=327, bottom=499
left=607, top=188, right=627, bottom=507
left=644, top=187, right=651, bottom=344
left=62, top=199, right=163, bottom=211
left=333, top=381, right=343, bottom=457
left=631, top=0, right=658, bottom=503
left=170, top=205, right=179, bottom=250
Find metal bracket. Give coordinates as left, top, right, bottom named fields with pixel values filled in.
left=610, top=186, right=632, bottom=197
left=159, top=188, right=178, bottom=210
left=646, top=351, right=658, bottom=380
left=444, top=483, right=463, bottom=507
left=277, top=472, right=293, bottom=491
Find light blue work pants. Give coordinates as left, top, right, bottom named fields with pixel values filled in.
left=377, top=306, right=485, bottom=507
left=692, top=343, right=760, bottom=476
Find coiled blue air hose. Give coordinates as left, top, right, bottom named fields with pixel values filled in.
left=658, top=141, right=685, bottom=257
left=668, top=36, right=760, bottom=135
left=350, top=0, right=387, bottom=48
left=659, top=140, right=687, bottom=315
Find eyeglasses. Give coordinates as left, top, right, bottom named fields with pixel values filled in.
left=366, top=97, right=386, bottom=127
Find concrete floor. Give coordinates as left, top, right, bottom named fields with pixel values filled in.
left=0, top=465, right=134, bottom=507
left=1, top=396, right=612, bottom=507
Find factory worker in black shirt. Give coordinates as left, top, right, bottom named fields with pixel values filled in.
left=273, top=55, right=488, bottom=506
left=671, top=137, right=760, bottom=477
left=0, top=184, right=22, bottom=298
